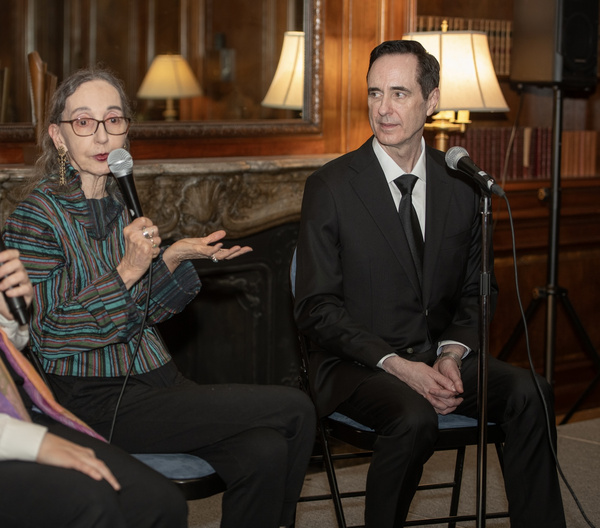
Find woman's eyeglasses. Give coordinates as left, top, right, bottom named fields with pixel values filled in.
left=59, top=116, right=131, bottom=137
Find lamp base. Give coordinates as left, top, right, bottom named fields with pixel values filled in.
left=424, top=111, right=470, bottom=151
left=163, top=98, right=177, bottom=121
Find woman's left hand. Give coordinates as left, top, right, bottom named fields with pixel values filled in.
left=162, top=230, right=252, bottom=272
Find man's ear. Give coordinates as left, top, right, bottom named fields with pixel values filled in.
left=426, top=87, right=440, bottom=117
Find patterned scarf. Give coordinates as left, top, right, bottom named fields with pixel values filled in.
left=0, top=327, right=105, bottom=441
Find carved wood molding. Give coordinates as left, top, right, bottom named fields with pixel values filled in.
left=0, top=155, right=335, bottom=240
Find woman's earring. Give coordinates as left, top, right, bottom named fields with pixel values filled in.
left=57, top=145, right=68, bottom=185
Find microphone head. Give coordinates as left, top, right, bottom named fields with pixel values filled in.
left=445, top=146, right=469, bottom=170
left=108, top=148, right=133, bottom=178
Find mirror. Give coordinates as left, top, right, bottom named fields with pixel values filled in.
left=0, top=0, right=322, bottom=142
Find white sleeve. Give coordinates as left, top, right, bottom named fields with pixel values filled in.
left=0, top=313, right=29, bottom=351
left=437, top=340, right=470, bottom=358
left=0, top=414, right=47, bottom=461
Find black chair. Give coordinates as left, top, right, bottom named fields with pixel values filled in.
left=23, top=346, right=226, bottom=501
left=290, top=252, right=508, bottom=528
left=132, top=452, right=225, bottom=501
left=296, top=332, right=509, bottom=528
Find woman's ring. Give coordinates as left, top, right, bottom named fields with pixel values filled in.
left=142, top=230, right=150, bottom=239
left=211, top=255, right=219, bottom=263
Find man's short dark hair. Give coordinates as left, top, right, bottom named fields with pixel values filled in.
left=367, top=40, right=440, bottom=100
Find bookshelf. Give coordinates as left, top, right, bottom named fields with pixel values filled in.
left=444, top=127, right=597, bottom=182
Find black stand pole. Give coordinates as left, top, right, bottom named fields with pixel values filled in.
left=476, top=192, right=493, bottom=528
left=497, top=86, right=600, bottom=423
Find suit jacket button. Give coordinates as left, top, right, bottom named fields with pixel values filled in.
left=406, top=347, right=414, bottom=354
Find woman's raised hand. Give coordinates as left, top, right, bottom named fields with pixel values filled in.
left=162, top=230, right=252, bottom=272
left=117, top=217, right=162, bottom=289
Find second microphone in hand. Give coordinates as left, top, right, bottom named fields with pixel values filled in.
left=0, top=237, right=29, bottom=326
left=394, top=173, right=424, bottom=284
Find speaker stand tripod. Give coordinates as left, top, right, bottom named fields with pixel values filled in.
left=497, top=85, right=600, bottom=424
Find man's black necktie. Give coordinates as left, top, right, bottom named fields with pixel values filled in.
left=394, top=174, right=424, bottom=280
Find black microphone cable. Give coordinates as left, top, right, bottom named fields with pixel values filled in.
left=108, top=260, right=154, bottom=444
left=502, top=194, right=596, bottom=528
left=492, top=89, right=524, bottom=234
left=106, top=148, right=157, bottom=443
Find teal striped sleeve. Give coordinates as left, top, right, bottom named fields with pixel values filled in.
left=144, top=256, right=201, bottom=325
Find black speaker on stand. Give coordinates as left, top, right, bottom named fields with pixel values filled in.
left=510, top=0, right=599, bottom=92
left=500, top=0, right=600, bottom=423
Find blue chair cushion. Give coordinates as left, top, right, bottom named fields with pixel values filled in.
left=329, top=411, right=487, bottom=432
left=438, top=413, right=479, bottom=429
left=133, top=453, right=217, bottom=480
left=329, top=411, right=374, bottom=431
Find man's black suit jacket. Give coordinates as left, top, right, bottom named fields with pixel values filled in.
left=294, top=138, right=498, bottom=417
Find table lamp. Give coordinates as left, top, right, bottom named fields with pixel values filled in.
left=137, top=54, right=202, bottom=121
left=262, top=31, right=304, bottom=110
left=403, top=22, right=509, bottom=151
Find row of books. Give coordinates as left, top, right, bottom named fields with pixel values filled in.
left=560, top=130, right=598, bottom=178
left=415, top=16, right=512, bottom=77
left=445, top=127, right=597, bottom=181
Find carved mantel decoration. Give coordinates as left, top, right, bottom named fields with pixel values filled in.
left=0, top=155, right=335, bottom=240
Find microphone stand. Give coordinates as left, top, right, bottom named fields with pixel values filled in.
left=476, top=190, right=493, bottom=528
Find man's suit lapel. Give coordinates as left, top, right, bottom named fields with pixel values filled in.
left=422, top=148, right=453, bottom=305
left=348, top=141, right=422, bottom=297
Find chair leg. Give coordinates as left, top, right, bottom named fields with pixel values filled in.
left=318, top=421, right=348, bottom=528
left=448, top=446, right=466, bottom=528
left=494, top=442, right=505, bottom=477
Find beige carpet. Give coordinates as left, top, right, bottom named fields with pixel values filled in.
left=188, top=417, right=600, bottom=527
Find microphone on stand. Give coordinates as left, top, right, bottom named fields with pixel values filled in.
left=445, top=146, right=505, bottom=197
left=0, top=238, right=29, bottom=326
left=107, top=148, right=143, bottom=218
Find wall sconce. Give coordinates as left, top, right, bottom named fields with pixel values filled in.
left=403, top=23, right=509, bottom=151
left=262, top=31, right=304, bottom=110
left=137, top=54, right=202, bottom=121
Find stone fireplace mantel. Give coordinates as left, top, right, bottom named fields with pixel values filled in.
left=0, top=154, right=336, bottom=240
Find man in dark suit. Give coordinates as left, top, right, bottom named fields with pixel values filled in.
left=294, top=40, right=566, bottom=528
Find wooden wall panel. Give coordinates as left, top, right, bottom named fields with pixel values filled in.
left=322, top=0, right=411, bottom=154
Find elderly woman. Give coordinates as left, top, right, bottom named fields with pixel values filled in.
left=3, top=67, right=315, bottom=528
left=0, top=246, right=188, bottom=528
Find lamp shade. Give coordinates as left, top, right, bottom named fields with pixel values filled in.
left=262, top=31, right=304, bottom=110
left=137, top=54, right=202, bottom=99
left=403, top=31, right=508, bottom=113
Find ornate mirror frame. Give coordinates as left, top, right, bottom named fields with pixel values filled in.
left=0, top=0, right=323, bottom=143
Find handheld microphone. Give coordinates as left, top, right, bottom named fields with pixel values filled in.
left=0, top=238, right=29, bottom=326
left=107, top=149, right=143, bottom=218
left=445, top=146, right=505, bottom=198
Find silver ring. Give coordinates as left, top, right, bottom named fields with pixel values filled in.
left=211, top=255, right=219, bottom=263
left=142, top=230, right=150, bottom=239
